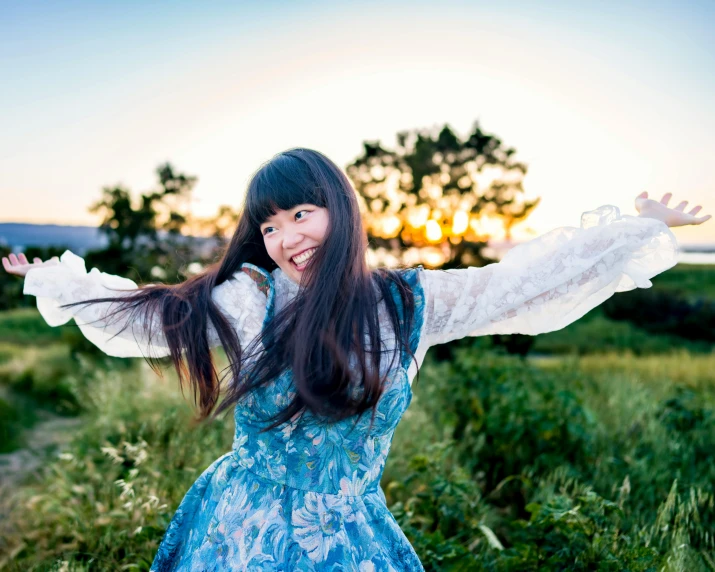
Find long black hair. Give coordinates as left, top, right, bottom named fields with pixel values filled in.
left=64, top=148, right=417, bottom=429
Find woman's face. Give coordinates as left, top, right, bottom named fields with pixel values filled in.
left=260, top=204, right=329, bottom=284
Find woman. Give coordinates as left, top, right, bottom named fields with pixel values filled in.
left=3, top=148, right=711, bottom=570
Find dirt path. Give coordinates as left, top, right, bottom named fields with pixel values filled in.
left=0, top=413, right=81, bottom=488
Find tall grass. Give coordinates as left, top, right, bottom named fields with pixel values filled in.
left=382, top=350, right=715, bottom=570
left=1, top=320, right=714, bottom=569
left=1, top=357, right=234, bottom=570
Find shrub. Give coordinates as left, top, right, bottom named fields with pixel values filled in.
left=532, top=312, right=712, bottom=356
left=491, top=476, right=662, bottom=571
left=424, top=350, right=596, bottom=495
left=386, top=441, right=492, bottom=571
left=602, top=289, right=715, bottom=342
left=413, top=349, right=715, bottom=568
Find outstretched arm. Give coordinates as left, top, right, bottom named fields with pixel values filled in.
left=419, top=193, right=710, bottom=347
left=3, top=250, right=267, bottom=358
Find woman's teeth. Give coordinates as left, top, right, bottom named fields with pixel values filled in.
left=292, top=248, right=316, bottom=266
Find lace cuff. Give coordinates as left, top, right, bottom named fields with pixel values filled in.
left=419, top=205, right=679, bottom=346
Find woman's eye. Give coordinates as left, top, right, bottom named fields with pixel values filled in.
left=262, top=227, right=275, bottom=236
left=295, top=210, right=310, bottom=220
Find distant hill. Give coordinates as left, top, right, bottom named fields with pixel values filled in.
left=0, top=223, right=108, bottom=255
left=0, top=223, right=221, bottom=258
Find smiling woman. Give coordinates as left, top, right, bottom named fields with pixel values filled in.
left=2, top=147, right=711, bottom=571
left=259, top=204, right=329, bottom=283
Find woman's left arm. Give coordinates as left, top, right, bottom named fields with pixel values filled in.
left=420, top=193, right=711, bottom=347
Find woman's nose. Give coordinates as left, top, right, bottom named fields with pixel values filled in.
left=282, top=229, right=302, bottom=249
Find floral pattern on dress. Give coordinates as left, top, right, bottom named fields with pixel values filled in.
left=151, top=265, right=426, bottom=571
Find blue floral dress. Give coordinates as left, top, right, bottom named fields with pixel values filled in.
left=150, top=264, right=426, bottom=571
left=24, top=204, right=681, bottom=570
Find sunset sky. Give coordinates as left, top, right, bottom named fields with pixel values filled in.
left=2, top=0, right=713, bottom=243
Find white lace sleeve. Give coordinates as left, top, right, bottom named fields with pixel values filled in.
left=419, top=205, right=679, bottom=347
left=23, top=250, right=267, bottom=358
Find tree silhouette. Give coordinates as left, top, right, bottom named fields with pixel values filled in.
left=191, top=205, right=241, bottom=246
left=346, top=121, right=540, bottom=269
left=85, top=163, right=198, bottom=281
left=154, top=163, right=199, bottom=236
left=89, top=186, right=156, bottom=252
left=90, top=163, right=197, bottom=251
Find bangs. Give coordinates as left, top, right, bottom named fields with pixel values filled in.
left=246, top=160, right=325, bottom=226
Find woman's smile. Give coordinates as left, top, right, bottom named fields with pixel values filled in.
left=291, top=247, right=318, bottom=270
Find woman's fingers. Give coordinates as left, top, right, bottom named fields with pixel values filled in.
left=635, top=193, right=710, bottom=227
left=686, top=206, right=711, bottom=224
left=634, top=192, right=650, bottom=213
left=2, top=256, right=24, bottom=275
left=1, top=253, right=60, bottom=276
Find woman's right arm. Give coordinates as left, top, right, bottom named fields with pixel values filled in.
left=417, top=193, right=709, bottom=347
left=3, top=250, right=267, bottom=358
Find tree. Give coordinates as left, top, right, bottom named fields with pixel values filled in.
left=346, top=121, right=540, bottom=269
left=90, top=163, right=197, bottom=251
left=89, top=186, right=157, bottom=252
left=85, top=163, right=198, bottom=281
left=190, top=205, right=241, bottom=245
left=154, top=163, right=198, bottom=236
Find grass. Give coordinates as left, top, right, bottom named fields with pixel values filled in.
left=0, top=357, right=234, bottom=570
left=390, top=346, right=715, bottom=569
left=1, top=263, right=714, bottom=570
left=651, top=263, right=715, bottom=300
left=0, top=308, right=65, bottom=345
left=1, top=345, right=714, bottom=570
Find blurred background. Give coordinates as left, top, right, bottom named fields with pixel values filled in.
left=1, top=1, right=714, bottom=570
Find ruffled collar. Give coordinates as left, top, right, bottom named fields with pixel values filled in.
left=270, top=267, right=301, bottom=312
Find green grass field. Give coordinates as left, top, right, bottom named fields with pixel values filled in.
left=0, top=264, right=713, bottom=571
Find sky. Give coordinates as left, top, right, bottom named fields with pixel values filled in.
left=1, top=0, right=714, bottom=244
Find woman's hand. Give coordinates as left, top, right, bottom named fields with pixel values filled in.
left=635, top=192, right=712, bottom=228
left=2, top=253, right=60, bottom=277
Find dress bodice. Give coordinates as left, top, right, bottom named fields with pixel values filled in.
left=230, top=263, right=425, bottom=495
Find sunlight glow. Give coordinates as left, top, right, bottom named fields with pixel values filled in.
left=452, top=210, right=469, bottom=235
left=425, top=219, right=443, bottom=242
